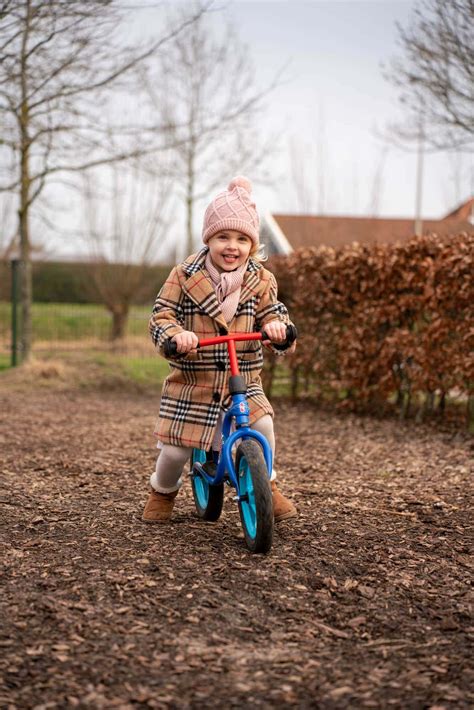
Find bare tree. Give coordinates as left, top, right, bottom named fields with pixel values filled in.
left=0, top=190, right=45, bottom=259
left=446, top=150, right=468, bottom=207
left=385, top=0, right=474, bottom=151
left=0, top=192, right=16, bottom=259
left=366, top=146, right=389, bottom=217
left=0, top=0, right=207, bottom=360
left=288, top=136, right=315, bottom=214
left=315, top=105, right=327, bottom=214
left=287, top=106, right=329, bottom=215
left=142, top=3, right=279, bottom=255
left=81, top=162, right=173, bottom=340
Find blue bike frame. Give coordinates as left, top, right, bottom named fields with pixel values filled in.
left=192, top=392, right=273, bottom=498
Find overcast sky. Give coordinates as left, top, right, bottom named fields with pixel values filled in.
left=222, top=0, right=471, bottom=220
left=22, top=0, right=471, bottom=260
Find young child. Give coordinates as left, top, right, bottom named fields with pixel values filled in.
left=143, top=176, right=297, bottom=524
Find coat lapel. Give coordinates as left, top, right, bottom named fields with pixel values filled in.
left=182, top=270, right=229, bottom=329
left=181, top=249, right=228, bottom=330
left=239, top=268, right=261, bottom=304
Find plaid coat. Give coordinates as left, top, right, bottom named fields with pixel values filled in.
left=149, top=248, right=292, bottom=450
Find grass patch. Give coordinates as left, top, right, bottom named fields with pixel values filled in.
left=0, top=301, right=150, bottom=342
left=269, top=370, right=292, bottom=397
left=0, top=348, right=170, bottom=393
left=119, top=356, right=169, bottom=386
left=0, top=352, right=11, bottom=371
left=59, top=350, right=169, bottom=389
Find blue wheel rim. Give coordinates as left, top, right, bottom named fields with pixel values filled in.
left=192, top=449, right=209, bottom=509
left=239, top=457, right=257, bottom=540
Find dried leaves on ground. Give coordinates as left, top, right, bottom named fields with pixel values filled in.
left=0, top=388, right=472, bottom=709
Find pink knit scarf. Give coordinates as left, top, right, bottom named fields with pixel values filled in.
left=205, top=252, right=247, bottom=324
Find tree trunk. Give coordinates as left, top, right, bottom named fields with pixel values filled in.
left=110, top=304, right=129, bottom=341
left=438, top=391, right=446, bottom=418
left=186, top=142, right=195, bottom=256
left=18, top=0, right=33, bottom=363
left=426, top=390, right=435, bottom=414
left=18, top=198, right=32, bottom=363
left=417, top=390, right=434, bottom=422
left=290, top=365, right=299, bottom=402
left=186, top=192, right=194, bottom=256
left=399, top=390, right=411, bottom=420
left=467, top=394, right=474, bottom=433
left=262, top=356, right=276, bottom=397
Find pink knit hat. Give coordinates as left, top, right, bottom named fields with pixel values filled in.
left=202, top=176, right=260, bottom=246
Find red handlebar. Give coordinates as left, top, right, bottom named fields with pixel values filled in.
left=198, top=332, right=262, bottom=348
left=162, top=326, right=297, bottom=376
left=196, top=333, right=262, bottom=375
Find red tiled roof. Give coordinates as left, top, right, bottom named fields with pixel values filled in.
left=272, top=213, right=473, bottom=250
left=443, top=198, right=473, bottom=221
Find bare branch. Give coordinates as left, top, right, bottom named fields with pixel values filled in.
left=143, top=5, right=280, bottom=253
left=0, top=0, right=213, bottom=359
left=384, top=0, right=474, bottom=151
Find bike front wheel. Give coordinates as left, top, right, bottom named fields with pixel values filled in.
left=236, top=440, right=273, bottom=554
left=190, top=448, right=224, bottom=522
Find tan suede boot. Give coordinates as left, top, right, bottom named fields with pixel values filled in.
left=142, top=488, right=179, bottom=523
left=271, top=481, right=297, bottom=522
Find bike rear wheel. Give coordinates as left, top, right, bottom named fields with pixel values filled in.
left=190, top=449, right=224, bottom=522
left=236, top=440, right=273, bottom=553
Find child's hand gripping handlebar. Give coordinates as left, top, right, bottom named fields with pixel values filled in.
left=163, top=324, right=298, bottom=358
left=265, top=323, right=298, bottom=351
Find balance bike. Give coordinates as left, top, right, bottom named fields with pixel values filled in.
left=164, top=326, right=296, bottom=553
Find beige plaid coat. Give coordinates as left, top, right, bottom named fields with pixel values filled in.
left=149, top=248, right=292, bottom=450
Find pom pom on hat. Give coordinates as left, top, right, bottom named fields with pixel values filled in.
left=202, top=175, right=259, bottom=246
left=227, top=175, right=252, bottom=193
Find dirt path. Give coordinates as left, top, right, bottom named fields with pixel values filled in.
left=1, top=388, right=472, bottom=709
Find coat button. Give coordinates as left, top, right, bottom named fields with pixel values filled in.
left=212, top=391, right=221, bottom=403
left=218, top=326, right=228, bottom=335
left=216, top=361, right=226, bottom=371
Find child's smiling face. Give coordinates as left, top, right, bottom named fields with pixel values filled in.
left=208, top=230, right=252, bottom=272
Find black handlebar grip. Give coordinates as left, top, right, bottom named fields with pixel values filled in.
left=262, top=324, right=298, bottom=351
left=163, top=339, right=178, bottom=358
left=286, top=324, right=298, bottom=344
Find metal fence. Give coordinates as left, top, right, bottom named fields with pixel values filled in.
left=1, top=303, right=156, bottom=365
left=1, top=260, right=156, bottom=367
left=0, top=260, right=291, bottom=397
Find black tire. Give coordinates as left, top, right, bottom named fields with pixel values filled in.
left=236, top=439, right=274, bottom=553
left=190, top=449, right=224, bottom=522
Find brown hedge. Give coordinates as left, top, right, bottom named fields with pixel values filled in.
left=270, top=232, right=474, bottom=422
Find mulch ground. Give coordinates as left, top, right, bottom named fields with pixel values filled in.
left=0, top=386, right=473, bottom=709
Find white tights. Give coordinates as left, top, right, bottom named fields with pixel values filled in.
left=150, top=414, right=276, bottom=494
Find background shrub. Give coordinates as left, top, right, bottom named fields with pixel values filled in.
left=270, top=232, right=473, bottom=423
